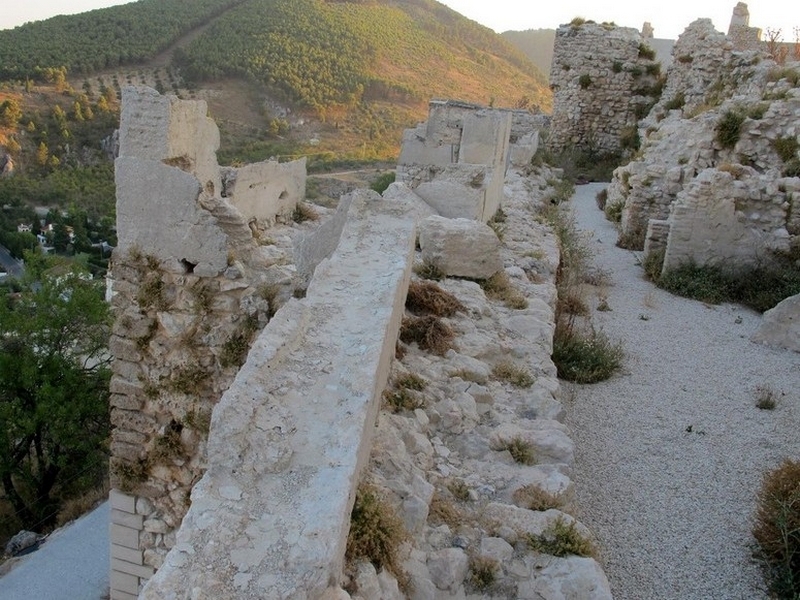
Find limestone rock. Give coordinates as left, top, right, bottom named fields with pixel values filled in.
left=427, top=547, right=469, bottom=591
left=419, top=216, right=503, bottom=279
left=751, top=294, right=800, bottom=352
left=518, top=556, right=613, bottom=600
left=5, top=530, right=42, bottom=556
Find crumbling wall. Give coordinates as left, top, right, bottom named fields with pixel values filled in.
left=606, top=9, right=800, bottom=273
left=140, top=189, right=416, bottom=599
left=661, top=168, right=798, bottom=272
left=547, top=21, right=663, bottom=155
left=397, top=100, right=512, bottom=222
left=108, top=87, right=316, bottom=600
left=728, top=2, right=762, bottom=51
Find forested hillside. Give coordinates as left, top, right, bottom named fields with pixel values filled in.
left=175, top=0, right=550, bottom=112
left=0, top=0, right=246, bottom=79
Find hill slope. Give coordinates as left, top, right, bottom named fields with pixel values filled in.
left=501, top=29, right=556, bottom=81
left=0, top=0, right=552, bottom=165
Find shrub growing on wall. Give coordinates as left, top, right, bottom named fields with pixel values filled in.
left=715, top=110, right=745, bottom=149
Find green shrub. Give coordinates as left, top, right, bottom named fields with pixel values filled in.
left=552, top=326, right=623, bottom=383
left=645, top=62, right=661, bottom=77
left=604, top=200, right=624, bottom=223
left=468, top=556, right=498, bottom=591
left=642, top=248, right=665, bottom=281
left=664, top=92, right=686, bottom=111
left=578, top=74, right=592, bottom=89
left=638, top=44, right=656, bottom=60
left=774, top=137, right=800, bottom=163
left=413, top=261, right=445, bottom=281
left=569, top=17, right=586, bottom=27
left=657, top=262, right=800, bottom=312
left=502, top=436, right=536, bottom=465
left=747, top=103, right=769, bottom=120
left=370, top=172, right=396, bottom=195
left=767, top=67, right=800, bottom=86
left=716, top=110, right=745, bottom=149
left=620, top=126, right=640, bottom=151
left=784, top=158, right=800, bottom=177
left=753, top=460, right=800, bottom=598
left=528, top=517, right=595, bottom=557
left=612, top=61, right=623, bottom=73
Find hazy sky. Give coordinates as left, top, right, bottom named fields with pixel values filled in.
left=0, top=0, right=797, bottom=40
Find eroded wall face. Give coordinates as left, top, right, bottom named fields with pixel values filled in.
left=397, top=101, right=512, bottom=222
left=548, top=22, right=663, bottom=156
left=109, top=87, right=299, bottom=599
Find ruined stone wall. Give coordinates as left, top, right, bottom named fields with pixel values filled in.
left=661, top=168, right=799, bottom=272
left=141, top=189, right=416, bottom=599
left=397, top=100, right=512, bottom=222
left=728, top=2, right=762, bottom=51
left=547, top=22, right=663, bottom=155
left=108, top=87, right=315, bottom=599
left=604, top=13, right=800, bottom=271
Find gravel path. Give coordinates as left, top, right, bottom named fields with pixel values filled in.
left=565, top=183, right=800, bottom=600
left=0, top=502, right=109, bottom=600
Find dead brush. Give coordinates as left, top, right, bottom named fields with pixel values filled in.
left=399, top=315, right=455, bottom=356
left=346, top=484, right=408, bottom=578
left=405, top=280, right=466, bottom=317
left=513, top=485, right=568, bottom=512
left=480, top=271, right=528, bottom=309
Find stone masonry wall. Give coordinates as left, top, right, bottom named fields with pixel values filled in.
left=108, top=87, right=317, bottom=599
left=548, top=21, right=663, bottom=155
left=397, top=100, right=512, bottom=222
left=141, top=189, right=416, bottom=599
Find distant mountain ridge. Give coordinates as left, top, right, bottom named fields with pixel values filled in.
left=0, top=0, right=551, bottom=114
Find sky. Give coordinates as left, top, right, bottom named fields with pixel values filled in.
left=0, top=0, right=797, bottom=40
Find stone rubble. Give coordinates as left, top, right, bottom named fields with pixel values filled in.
left=344, top=164, right=611, bottom=599
left=604, top=16, right=800, bottom=273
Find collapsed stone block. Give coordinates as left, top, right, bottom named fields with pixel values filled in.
left=419, top=215, right=503, bottom=279
left=751, top=294, right=800, bottom=352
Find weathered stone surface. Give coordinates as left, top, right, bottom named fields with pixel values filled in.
left=427, top=548, right=469, bottom=591
left=517, top=556, right=613, bottom=600
left=751, top=293, right=800, bottom=352
left=223, top=158, right=306, bottom=225
left=419, top=216, right=502, bottom=279
left=548, top=22, right=662, bottom=155
left=397, top=101, right=511, bottom=222
left=141, top=190, right=416, bottom=600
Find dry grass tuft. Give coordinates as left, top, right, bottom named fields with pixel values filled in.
left=513, top=485, right=567, bottom=512
left=399, top=315, right=455, bottom=356
left=347, top=484, right=408, bottom=577
left=491, top=362, right=534, bottom=388
left=406, top=281, right=466, bottom=317
left=480, top=271, right=528, bottom=309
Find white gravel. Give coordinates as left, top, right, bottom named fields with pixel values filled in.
left=564, top=183, right=800, bottom=600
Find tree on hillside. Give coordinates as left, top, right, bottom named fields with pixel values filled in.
left=0, top=254, right=110, bottom=529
